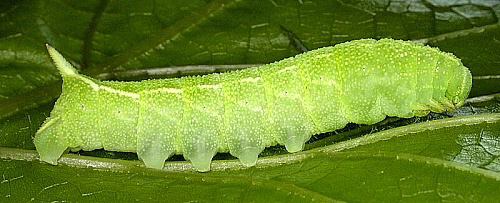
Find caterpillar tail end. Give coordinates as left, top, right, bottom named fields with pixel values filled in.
left=45, top=44, right=78, bottom=76
left=34, top=117, right=67, bottom=165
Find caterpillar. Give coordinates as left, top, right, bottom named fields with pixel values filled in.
left=34, top=39, right=472, bottom=172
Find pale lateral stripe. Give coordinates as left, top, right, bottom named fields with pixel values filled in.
left=147, top=88, right=183, bottom=94
left=311, top=53, right=331, bottom=60
left=76, top=75, right=100, bottom=91
left=277, top=65, right=297, bottom=74
left=100, top=86, right=140, bottom=99
left=199, top=84, right=221, bottom=89
left=36, top=116, right=60, bottom=133
left=240, top=77, right=261, bottom=82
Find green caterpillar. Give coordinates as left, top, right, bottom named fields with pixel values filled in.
left=35, top=39, right=472, bottom=172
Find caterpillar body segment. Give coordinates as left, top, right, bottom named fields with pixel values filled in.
left=35, top=39, right=472, bottom=171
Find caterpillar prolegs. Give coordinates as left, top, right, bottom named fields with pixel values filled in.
left=34, top=39, right=472, bottom=172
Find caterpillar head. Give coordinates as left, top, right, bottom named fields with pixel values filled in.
left=446, top=63, right=472, bottom=109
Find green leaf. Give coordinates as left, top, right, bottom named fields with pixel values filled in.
left=1, top=0, right=499, bottom=202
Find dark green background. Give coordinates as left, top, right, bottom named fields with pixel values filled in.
left=1, top=0, right=499, bottom=202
